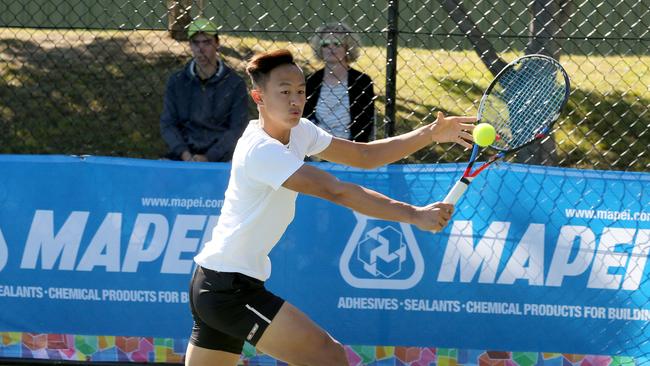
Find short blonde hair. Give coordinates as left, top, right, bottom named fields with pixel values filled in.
left=309, top=22, right=362, bottom=64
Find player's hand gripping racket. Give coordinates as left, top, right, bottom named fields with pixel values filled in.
left=434, top=54, right=570, bottom=231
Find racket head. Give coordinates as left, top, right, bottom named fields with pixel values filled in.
left=477, top=54, right=570, bottom=153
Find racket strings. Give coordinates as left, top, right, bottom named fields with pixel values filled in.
left=480, top=57, right=568, bottom=151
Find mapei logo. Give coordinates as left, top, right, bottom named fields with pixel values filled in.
left=339, top=212, right=424, bottom=289
left=357, top=226, right=406, bottom=278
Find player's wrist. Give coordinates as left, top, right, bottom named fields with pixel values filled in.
left=427, top=122, right=440, bottom=143
left=408, top=205, right=422, bottom=227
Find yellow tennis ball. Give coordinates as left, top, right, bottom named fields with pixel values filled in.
left=473, top=123, right=496, bottom=147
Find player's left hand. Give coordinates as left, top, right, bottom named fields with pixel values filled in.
left=412, top=202, right=454, bottom=232
left=430, top=111, right=476, bottom=149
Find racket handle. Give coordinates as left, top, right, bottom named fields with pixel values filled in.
left=431, top=177, right=472, bottom=234
left=443, top=177, right=471, bottom=204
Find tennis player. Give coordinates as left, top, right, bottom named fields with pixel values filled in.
left=186, top=49, right=476, bottom=366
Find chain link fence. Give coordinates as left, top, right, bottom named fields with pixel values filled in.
left=1, top=0, right=650, bottom=363
left=0, top=0, right=648, bottom=170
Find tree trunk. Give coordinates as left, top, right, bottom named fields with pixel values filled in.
left=167, top=0, right=192, bottom=41
left=439, top=0, right=507, bottom=77
left=516, top=0, right=572, bottom=165
left=525, top=0, right=572, bottom=58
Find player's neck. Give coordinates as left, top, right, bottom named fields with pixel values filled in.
left=258, top=113, right=291, bottom=145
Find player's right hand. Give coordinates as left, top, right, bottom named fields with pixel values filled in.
left=412, top=202, right=454, bottom=231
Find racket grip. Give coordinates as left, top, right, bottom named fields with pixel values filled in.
left=431, top=178, right=472, bottom=234
left=443, top=177, right=471, bottom=204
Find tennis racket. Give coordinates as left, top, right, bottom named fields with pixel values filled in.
left=437, top=54, right=570, bottom=226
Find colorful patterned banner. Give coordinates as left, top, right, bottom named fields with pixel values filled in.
left=0, top=331, right=640, bottom=365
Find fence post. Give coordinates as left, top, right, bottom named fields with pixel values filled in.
left=384, top=0, right=399, bottom=137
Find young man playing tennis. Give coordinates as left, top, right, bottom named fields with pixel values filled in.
left=186, top=49, right=476, bottom=366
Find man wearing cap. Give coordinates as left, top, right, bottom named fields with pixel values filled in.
left=160, top=18, right=249, bottom=162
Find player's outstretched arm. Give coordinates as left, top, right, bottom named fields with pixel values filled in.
left=283, top=164, right=454, bottom=231
left=316, top=112, right=476, bottom=169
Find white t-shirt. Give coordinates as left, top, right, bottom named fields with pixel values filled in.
left=194, top=118, right=333, bottom=281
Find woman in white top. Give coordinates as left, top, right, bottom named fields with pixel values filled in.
left=186, top=49, right=476, bottom=366
left=303, top=22, right=376, bottom=142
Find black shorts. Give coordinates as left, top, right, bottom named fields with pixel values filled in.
left=189, top=266, right=285, bottom=354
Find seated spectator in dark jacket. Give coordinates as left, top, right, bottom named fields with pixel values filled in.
left=303, top=22, right=376, bottom=142
left=160, top=18, right=249, bottom=162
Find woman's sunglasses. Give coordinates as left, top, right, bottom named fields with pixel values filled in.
left=320, top=39, right=343, bottom=48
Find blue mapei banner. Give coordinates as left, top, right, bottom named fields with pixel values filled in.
left=0, top=155, right=649, bottom=356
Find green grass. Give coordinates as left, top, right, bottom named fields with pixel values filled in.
left=0, top=28, right=648, bottom=170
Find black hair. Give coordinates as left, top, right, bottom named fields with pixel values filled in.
left=246, top=49, right=299, bottom=88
